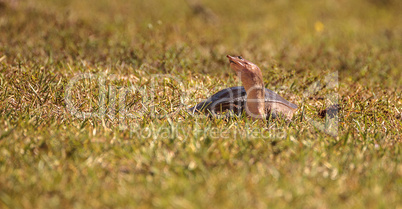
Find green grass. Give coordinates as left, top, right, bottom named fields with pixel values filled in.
left=0, top=0, right=401, bottom=208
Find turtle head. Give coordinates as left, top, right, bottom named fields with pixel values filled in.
left=226, top=55, right=264, bottom=89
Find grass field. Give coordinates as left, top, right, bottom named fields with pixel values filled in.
left=0, top=0, right=401, bottom=208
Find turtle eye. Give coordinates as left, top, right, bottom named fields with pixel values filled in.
left=238, top=56, right=243, bottom=59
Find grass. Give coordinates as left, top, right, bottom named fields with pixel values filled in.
left=0, top=0, right=401, bottom=208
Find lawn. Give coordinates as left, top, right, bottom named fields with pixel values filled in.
left=0, top=0, right=401, bottom=208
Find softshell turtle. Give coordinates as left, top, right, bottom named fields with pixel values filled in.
left=190, top=55, right=297, bottom=120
